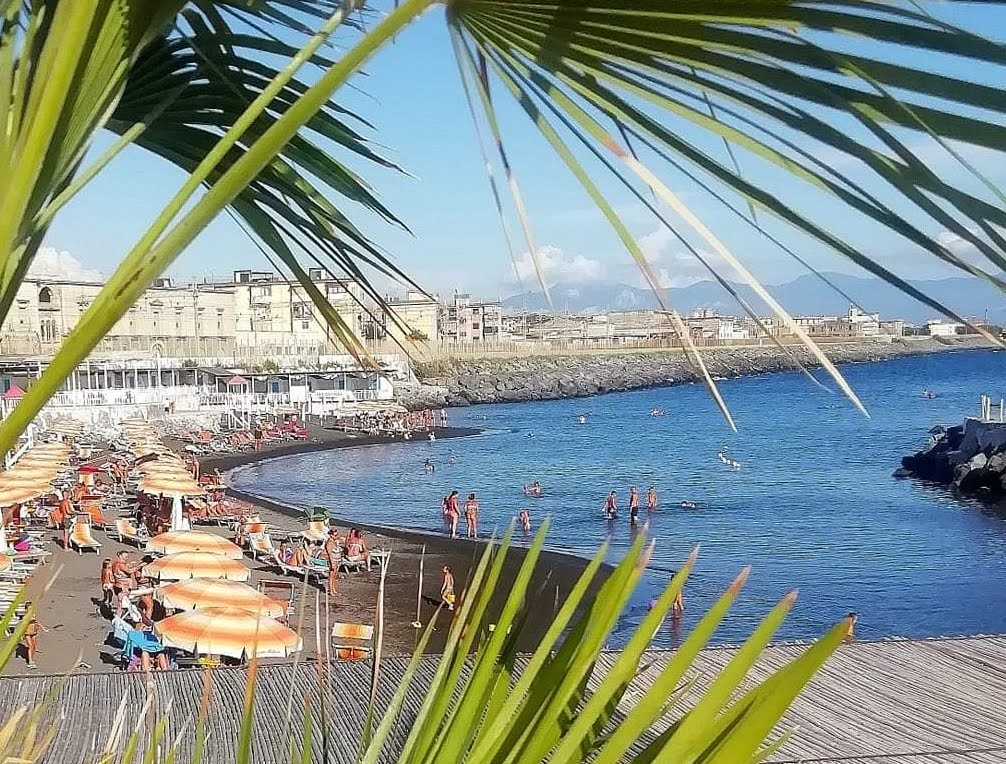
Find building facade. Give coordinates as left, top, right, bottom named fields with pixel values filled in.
left=440, top=293, right=503, bottom=343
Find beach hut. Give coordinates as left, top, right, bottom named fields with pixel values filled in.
left=154, top=579, right=287, bottom=619
left=143, top=552, right=250, bottom=582
left=146, top=531, right=242, bottom=560
left=226, top=375, right=249, bottom=393
left=2, top=385, right=24, bottom=401
left=154, top=606, right=301, bottom=659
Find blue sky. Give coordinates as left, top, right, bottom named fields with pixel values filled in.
left=41, top=3, right=1006, bottom=300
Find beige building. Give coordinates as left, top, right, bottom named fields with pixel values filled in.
left=440, top=293, right=503, bottom=342
left=383, top=290, right=439, bottom=343
left=0, top=269, right=369, bottom=357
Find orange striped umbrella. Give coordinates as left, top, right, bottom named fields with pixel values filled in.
left=0, top=555, right=10, bottom=572
left=143, top=552, right=249, bottom=582
left=138, top=478, right=206, bottom=497
left=146, top=531, right=243, bottom=560
left=0, top=485, right=51, bottom=506
left=154, top=606, right=302, bottom=659
left=155, top=580, right=287, bottom=619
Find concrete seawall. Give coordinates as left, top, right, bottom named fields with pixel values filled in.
left=397, top=336, right=993, bottom=409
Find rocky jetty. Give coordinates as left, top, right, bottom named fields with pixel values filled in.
left=900, top=417, right=1006, bottom=502
left=396, top=337, right=990, bottom=409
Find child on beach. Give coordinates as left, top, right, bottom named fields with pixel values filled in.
left=100, top=559, right=114, bottom=611
left=441, top=565, right=455, bottom=611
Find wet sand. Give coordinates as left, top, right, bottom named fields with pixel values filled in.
left=3, top=427, right=608, bottom=676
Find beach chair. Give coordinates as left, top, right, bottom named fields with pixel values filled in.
left=271, top=553, right=325, bottom=583
left=114, top=518, right=148, bottom=546
left=68, top=515, right=102, bottom=555
left=301, top=520, right=328, bottom=543
left=330, top=622, right=373, bottom=661
left=258, top=579, right=295, bottom=619
left=247, top=532, right=275, bottom=561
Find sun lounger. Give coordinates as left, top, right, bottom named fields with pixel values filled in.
left=330, top=622, right=373, bottom=661
left=301, top=520, right=328, bottom=543
left=69, top=515, right=102, bottom=555
left=270, top=553, right=325, bottom=582
left=114, top=518, right=149, bottom=546
left=247, top=532, right=275, bottom=561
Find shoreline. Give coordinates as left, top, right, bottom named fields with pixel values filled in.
left=201, top=429, right=613, bottom=656
left=402, top=336, right=995, bottom=409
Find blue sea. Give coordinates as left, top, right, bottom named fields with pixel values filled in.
left=231, top=349, right=1006, bottom=645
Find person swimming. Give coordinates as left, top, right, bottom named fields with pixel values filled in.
left=646, top=486, right=658, bottom=512
left=523, top=481, right=543, bottom=498
left=650, top=408, right=665, bottom=417
left=423, top=458, right=435, bottom=473
left=717, top=446, right=741, bottom=470
left=679, top=500, right=698, bottom=509
left=577, top=415, right=586, bottom=425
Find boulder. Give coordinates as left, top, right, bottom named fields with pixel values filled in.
left=892, top=467, right=913, bottom=478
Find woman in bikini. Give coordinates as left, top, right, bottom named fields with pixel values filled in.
left=463, top=494, right=479, bottom=539
left=21, top=618, right=46, bottom=669
left=445, top=491, right=460, bottom=538
left=346, top=529, right=371, bottom=568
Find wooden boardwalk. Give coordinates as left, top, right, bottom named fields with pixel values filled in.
left=0, top=636, right=1003, bottom=763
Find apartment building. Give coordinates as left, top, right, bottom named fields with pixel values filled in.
left=440, top=293, right=503, bottom=343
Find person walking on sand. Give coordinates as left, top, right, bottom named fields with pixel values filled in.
left=629, top=486, right=640, bottom=524
left=464, top=493, right=480, bottom=539
left=647, top=486, right=658, bottom=512
left=445, top=491, right=460, bottom=538
left=324, top=529, right=341, bottom=597
left=441, top=565, right=456, bottom=611
left=604, top=491, right=618, bottom=520
left=21, top=618, right=46, bottom=669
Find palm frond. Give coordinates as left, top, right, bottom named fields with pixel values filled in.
left=447, top=0, right=1006, bottom=415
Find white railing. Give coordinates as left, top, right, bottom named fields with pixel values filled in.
left=46, top=386, right=207, bottom=408
left=980, top=394, right=1005, bottom=422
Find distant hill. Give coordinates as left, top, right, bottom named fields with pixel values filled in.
left=502, top=273, right=1006, bottom=324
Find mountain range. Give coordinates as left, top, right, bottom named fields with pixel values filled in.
left=502, top=273, right=1006, bottom=324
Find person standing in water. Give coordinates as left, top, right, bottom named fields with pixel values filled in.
left=518, top=509, right=531, bottom=535
left=628, top=486, right=640, bottom=524
left=646, top=486, right=658, bottom=513
left=464, top=493, right=480, bottom=539
left=604, top=491, right=618, bottom=519
left=445, top=490, right=460, bottom=538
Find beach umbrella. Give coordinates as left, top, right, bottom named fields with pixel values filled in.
left=0, top=485, right=51, bottom=506
left=143, top=552, right=250, bottom=582
left=138, top=477, right=207, bottom=497
left=154, top=606, right=301, bottom=659
left=0, top=555, right=10, bottom=572
left=146, top=531, right=243, bottom=560
left=155, top=580, right=287, bottom=619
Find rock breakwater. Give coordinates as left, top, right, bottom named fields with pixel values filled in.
left=396, top=336, right=990, bottom=409
left=899, top=416, right=1006, bottom=503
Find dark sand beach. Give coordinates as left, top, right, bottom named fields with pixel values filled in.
left=3, top=425, right=609, bottom=676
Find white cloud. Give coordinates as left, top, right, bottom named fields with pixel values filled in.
left=509, top=245, right=606, bottom=287
left=632, top=226, right=720, bottom=288
left=28, top=247, right=102, bottom=282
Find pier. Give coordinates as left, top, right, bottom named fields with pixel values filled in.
left=0, top=635, right=1002, bottom=762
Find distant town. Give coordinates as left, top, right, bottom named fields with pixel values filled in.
left=0, top=268, right=986, bottom=360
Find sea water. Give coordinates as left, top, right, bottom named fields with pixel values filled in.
left=231, top=349, right=1006, bottom=645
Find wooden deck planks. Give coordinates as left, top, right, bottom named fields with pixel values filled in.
left=0, top=636, right=1001, bottom=763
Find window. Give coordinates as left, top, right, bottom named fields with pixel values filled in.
left=38, top=287, right=52, bottom=303
left=302, top=321, right=310, bottom=330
